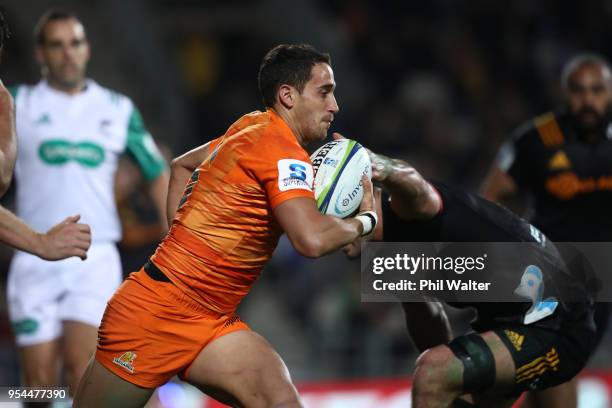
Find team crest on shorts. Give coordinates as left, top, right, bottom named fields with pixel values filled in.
left=113, top=351, right=137, bottom=373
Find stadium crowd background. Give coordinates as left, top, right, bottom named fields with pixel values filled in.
left=0, top=0, right=611, bottom=391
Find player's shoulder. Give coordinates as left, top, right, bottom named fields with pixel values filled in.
left=511, top=113, right=545, bottom=142
left=230, top=110, right=305, bottom=153
left=7, top=82, right=38, bottom=101
left=226, top=110, right=268, bottom=135
left=511, top=111, right=564, bottom=147
left=88, top=80, right=136, bottom=112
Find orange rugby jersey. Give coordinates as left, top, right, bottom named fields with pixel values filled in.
left=150, top=110, right=315, bottom=314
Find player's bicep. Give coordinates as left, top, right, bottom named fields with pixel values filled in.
left=389, top=178, right=441, bottom=221
left=270, top=159, right=322, bottom=247
left=274, top=197, right=321, bottom=234
left=273, top=197, right=330, bottom=257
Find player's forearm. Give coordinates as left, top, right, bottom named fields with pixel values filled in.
left=0, top=205, right=45, bottom=256
left=276, top=181, right=375, bottom=259
left=149, top=170, right=170, bottom=232
left=166, top=142, right=213, bottom=224
left=402, top=302, right=453, bottom=352
left=373, top=154, right=439, bottom=219
left=0, top=86, right=16, bottom=195
left=166, top=160, right=193, bottom=224
left=306, top=216, right=364, bottom=258
left=279, top=199, right=365, bottom=259
left=382, top=159, right=427, bottom=200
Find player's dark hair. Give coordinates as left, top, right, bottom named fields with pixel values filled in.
left=561, top=53, right=612, bottom=90
left=258, top=44, right=331, bottom=108
left=34, top=9, right=81, bottom=45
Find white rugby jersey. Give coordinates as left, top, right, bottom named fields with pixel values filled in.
left=10, top=80, right=166, bottom=243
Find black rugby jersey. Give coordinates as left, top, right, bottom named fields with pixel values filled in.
left=382, top=183, right=593, bottom=331
left=500, top=111, right=612, bottom=241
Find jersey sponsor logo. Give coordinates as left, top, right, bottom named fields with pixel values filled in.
left=504, top=329, right=525, bottom=351
left=514, top=265, right=558, bottom=325
left=516, top=347, right=560, bottom=385
left=112, top=351, right=137, bottom=373
left=277, top=159, right=313, bottom=192
left=11, top=318, right=39, bottom=335
left=547, top=151, right=571, bottom=170
left=38, top=140, right=105, bottom=168
left=546, top=171, right=612, bottom=200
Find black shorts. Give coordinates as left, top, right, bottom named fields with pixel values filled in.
left=492, top=323, right=595, bottom=395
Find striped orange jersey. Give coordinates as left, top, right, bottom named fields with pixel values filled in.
left=150, top=110, right=315, bottom=314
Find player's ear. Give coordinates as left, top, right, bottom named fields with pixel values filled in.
left=278, top=84, right=295, bottom=109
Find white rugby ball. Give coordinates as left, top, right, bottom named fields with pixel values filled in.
left=310, top=139, right=372, bottom=218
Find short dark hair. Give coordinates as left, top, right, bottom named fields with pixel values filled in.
left=561, top=53, right=612, bottom=90
left=258, top=44, right=331, bottom=107
left=34, top=9, right=81, bottom=45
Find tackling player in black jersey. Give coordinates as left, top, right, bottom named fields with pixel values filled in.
left=340, top=135, right=595, bottom=408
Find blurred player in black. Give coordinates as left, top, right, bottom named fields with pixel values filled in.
left=339, top=134, right=595, bottom=407
left=482, top=53, right=612, bottom=408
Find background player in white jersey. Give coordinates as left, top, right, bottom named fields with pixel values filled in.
left=7, top=9, right=169, bottom=399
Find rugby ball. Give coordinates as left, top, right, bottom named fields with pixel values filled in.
left=310, top=139, right=372, bottom=218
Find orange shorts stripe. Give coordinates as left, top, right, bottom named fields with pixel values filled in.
left=95, top=269, right=249, bottom=388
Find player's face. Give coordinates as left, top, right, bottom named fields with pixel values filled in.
left=565, top=63, right=612, bottom=132
left=36, top=18, right=90, bottom=91
left=293, top=63, right=339, bottom=143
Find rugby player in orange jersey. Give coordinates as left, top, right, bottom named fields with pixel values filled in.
left=73, top=43, right=377, bottom=408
